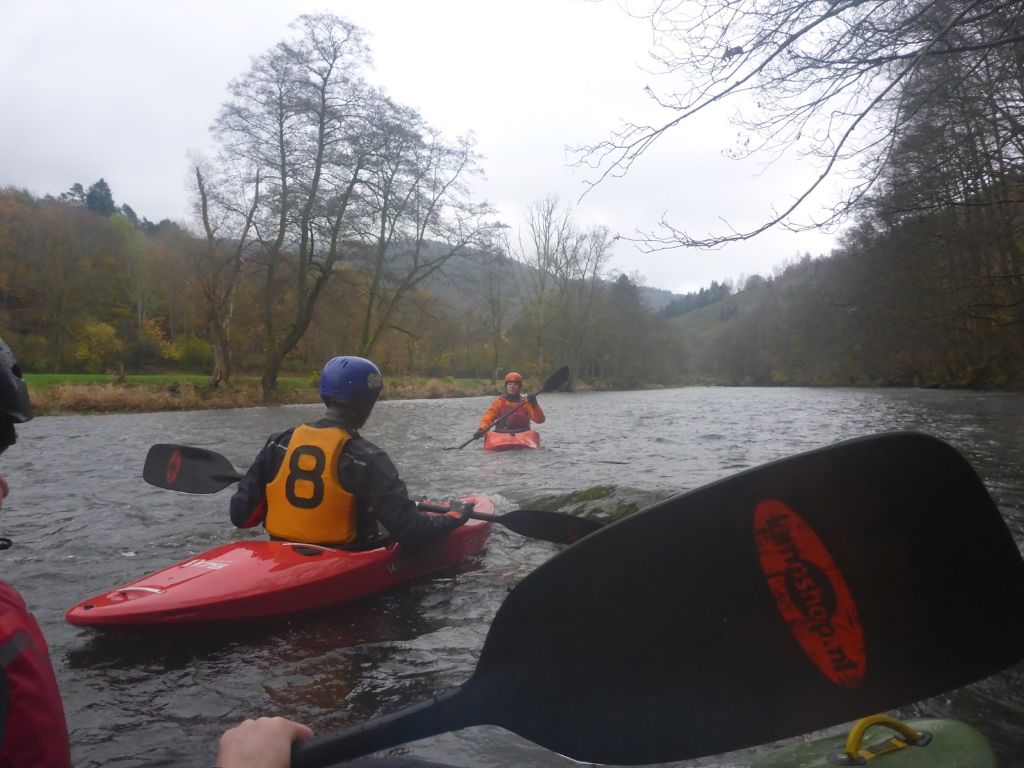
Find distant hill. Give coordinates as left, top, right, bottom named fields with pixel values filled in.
left=667, top=283, right=764, bottom=335
left=410, top=245, right=686, bottom=313
left=634, top=285, right=678, bottom=312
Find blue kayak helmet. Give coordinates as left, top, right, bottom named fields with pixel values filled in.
left=0, top=337, right=32, bottom=451
left=319, top=356, right=384, bottom=422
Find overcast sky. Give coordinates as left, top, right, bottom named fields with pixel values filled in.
left=1, top=0, right=838, bottom=295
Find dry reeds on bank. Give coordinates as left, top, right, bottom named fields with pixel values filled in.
left=31, top=382, right=319, bottom=415
left=29, top=375, right=503, bottom=416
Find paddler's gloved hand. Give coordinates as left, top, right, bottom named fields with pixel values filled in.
left=473, top=428, right=486, bottom=439
left=527, top=394, right=538, bottom=406
left=445, top=502, right=472, bottom=527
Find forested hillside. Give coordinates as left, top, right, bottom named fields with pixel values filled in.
left=608, top=0, right=1024, bottom=390
left=674, top=234, right=1024, bottom=389
left=0, top=185, right=688, bottom=392
left=4, top=167, right=1023, bottom=391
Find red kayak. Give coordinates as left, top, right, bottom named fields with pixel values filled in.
left=66, top=497, right=493, bottom=630
left=484, top=430, right=541, bottom=451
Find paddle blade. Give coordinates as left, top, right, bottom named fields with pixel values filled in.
left=143, top=444, right=243, bottom=494
left=538, top=365, right=569, bottom=394
left=466, top=432, right=1024, bottom=764
left=472, top=509, right=603, bottom=545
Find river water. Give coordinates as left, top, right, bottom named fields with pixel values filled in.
left=4, top=387, right=1023, bottom=767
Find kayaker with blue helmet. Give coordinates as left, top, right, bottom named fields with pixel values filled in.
left=474, top=371, right=545, bottom=438
left=229, top=356, right=469, bottom=547
left=0, top=337, right=72, bottom=767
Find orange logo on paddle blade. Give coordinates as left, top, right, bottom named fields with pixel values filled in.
left=166, top=449, right=182, bottom=486
left=754, top=499, right=866, bottom=688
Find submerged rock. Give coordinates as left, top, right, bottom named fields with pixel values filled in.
left=524, top=485, right=675, bottom=524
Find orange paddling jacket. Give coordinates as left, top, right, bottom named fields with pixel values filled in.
left=478, top=395, right=545, bottom=432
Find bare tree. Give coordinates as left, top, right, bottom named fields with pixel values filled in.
left=506, top=197, right=577, bottom=373
left=204, top=12, right=496, bottom=395
left=210, top=13, right=373, bottom=397
left=561, top=226, right=614, bottom=382
left=480, top=247, right=515, bottom=382
left=574, top=0, right=1024, bottom=249
left=189, top=159, right=259, bottom=387
left=352, top=120, right=498, bottom=358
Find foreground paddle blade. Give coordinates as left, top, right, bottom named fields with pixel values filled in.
left=143, top=444, right=242, bottom=494
left=292, top=432, right=1024, bottom=767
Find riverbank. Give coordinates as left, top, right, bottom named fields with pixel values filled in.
left=26, top=373, right=501, bottom=416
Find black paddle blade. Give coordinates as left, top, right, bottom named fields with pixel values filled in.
left=471, top=509, right=603, bottom=545
left=292, top=432, right=1024, bottom=768
left=469, top=431, right=1024, bottom=763
left=143, top=444, right=243, bottom=494
left=539, top=365, right=569, bottom=394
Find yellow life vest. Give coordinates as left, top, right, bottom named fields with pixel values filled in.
left=264, top=424, right=357, bottom=545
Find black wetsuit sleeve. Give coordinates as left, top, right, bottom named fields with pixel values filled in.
left=339, top=439, right=459, bottom=550
left=229, top=432, right=290, bottom=529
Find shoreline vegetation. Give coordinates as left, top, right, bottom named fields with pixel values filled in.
left=26, top=373, right=509, bottom=417
left=26, top=372, right=1019, bottom=417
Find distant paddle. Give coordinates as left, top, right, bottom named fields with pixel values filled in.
left=447, top=366, right=569, bottom=450
left=292, top=432, right=1024, bottom=767
left=143, top=444, right=601, bottom=546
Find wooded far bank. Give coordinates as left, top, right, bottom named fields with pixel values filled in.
left=4, top=175, right=1023, bottom=395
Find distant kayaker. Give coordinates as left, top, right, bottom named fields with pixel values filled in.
left=229, top=355, right=470, bottom=547
left=474, top=371, right=545, bottom=438
left=0, top=337, right=73, bottom=767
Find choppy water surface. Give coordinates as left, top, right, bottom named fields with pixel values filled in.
left=4, top=387, right=1023, bottom=766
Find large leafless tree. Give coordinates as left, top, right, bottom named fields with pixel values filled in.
left=189, top=159, right=259, bottom=387
left=202, top=13, right=495, bottom=396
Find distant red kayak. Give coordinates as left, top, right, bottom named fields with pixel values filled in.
left=484, top=430, right=541, bottom=451
left=66, top=496, right=493, bottom=630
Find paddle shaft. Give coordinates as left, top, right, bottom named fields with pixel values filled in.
left=293, top=688, right=478, bottom=768
left=417, top=501, right=602, bottom=544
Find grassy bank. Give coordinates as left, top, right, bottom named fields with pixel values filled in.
left=26, top=373, right=501, bottom=416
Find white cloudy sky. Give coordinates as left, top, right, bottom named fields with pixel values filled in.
left=1, top=0, right=838, bottom=295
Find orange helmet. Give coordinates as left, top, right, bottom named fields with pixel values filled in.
left=504, top=372, right=524, bottom=384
